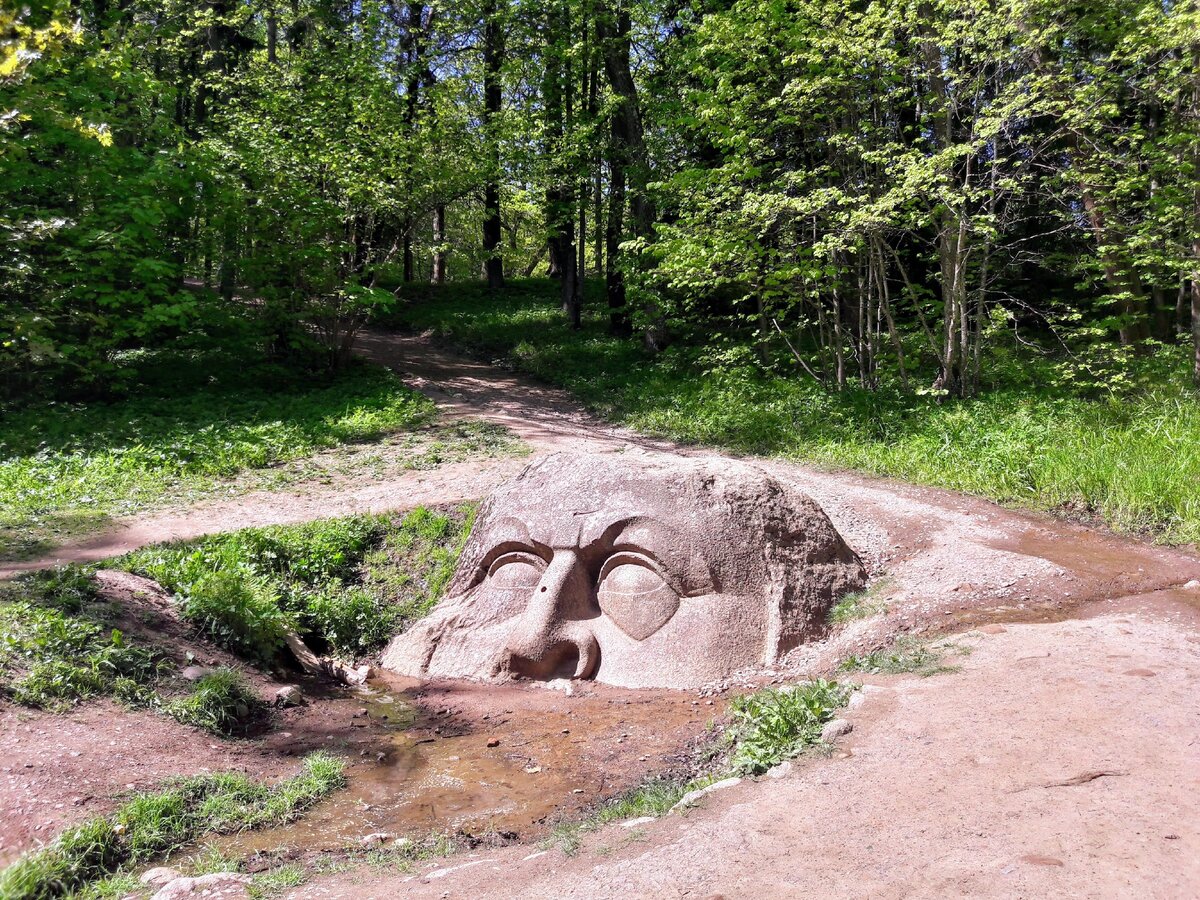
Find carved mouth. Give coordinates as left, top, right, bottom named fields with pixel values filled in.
left=507, top=639, right=599, bottom=680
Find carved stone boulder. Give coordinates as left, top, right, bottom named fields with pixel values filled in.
left=382, top=453, right=865, bottom=689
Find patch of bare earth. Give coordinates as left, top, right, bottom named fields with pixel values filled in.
left=292, top=609, right=1200, bottom=899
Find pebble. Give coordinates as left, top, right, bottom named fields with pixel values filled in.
left=670, top=777, right=742, bottom=813
left=274, top=685, right=306, bottom=708
left=820, top=719, right=853, bottom=743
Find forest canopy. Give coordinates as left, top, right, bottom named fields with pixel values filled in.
left=2, top=0, right=1199, bottom=401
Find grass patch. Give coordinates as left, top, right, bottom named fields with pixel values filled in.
left=839, top=635, right=963, bottom=677
left=249, top=863, right=307, bottom=898
left=0, top=354, right=436, bottom=560
left=389, top=280, right=1200, bottom=545
left=0, top=752, right=345, bottom=900
left=827, top=580, right=891, bottom=625
left=117, top=505, right=474, bottom=662
left=725, top=679, right=855, bottom=776
left=0, top=572, right=164, bottom=710
left=540, top=776, right=696, bottom=857
left=166, top=669, right=266, bottom=736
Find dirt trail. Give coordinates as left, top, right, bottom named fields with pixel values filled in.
left=297, top=612, right=1200, bottom=899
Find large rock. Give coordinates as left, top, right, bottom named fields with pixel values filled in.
left=382, top=453, right=865, bottom=689
left=151, top=872, right=251, bottom=900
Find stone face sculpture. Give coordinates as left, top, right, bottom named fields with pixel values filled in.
left=382, top=453, right=866, bottom=689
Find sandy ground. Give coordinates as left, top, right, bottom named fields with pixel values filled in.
left=293, top=605, right=1200, bottom=899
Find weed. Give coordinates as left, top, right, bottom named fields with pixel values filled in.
left=174, top=572, right=289, bottom=664
left=725, top=679, right=855, bottom=776
left=166, top=669, right=266, bottom=736
left=827, top=582, right=890, bottom=625
left=249, top=864, right=307, bottom=898
left=0, top=588, right=162, bottom=710
left=0, top=752, right=345, bottom=900
left=118, top=505, right=474, bottom=663
left=540, top=775, right=696, bottom=857
left=839, top=636, right=962, bottom=677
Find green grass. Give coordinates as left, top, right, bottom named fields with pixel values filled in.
left=0, top=351, right=436, bottom=560
left=839, top=635, right=965, bottom=677
left=827, top=580, right=891, bottom=625
left=117, top=505, right=475, bottom=661
left=0, top=572, right=164, bottom=710
left=540, top=775, right=697, bottom=857
left=725, top=679, right=855, bottom=776
left=166, top=668, right=266, bottom=736
left=388, top=280, right=1200, bottom=545
left=0, top=752, right=345, bottom=900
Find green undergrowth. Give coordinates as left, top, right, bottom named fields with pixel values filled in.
left=116, top=505, right=475, bottom=662
left=390, top=281, right=1200, bottom=545
left=839, top=635, right=966, bottom=677
left=0, top=753, right=345, bottom=900
left=0, top=352, right=436, bottom=560
left=0, top=568, right=265, bottom=735
left=725, top=679, right=855, bottom=776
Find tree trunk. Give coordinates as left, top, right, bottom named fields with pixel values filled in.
left=432, top=206, right=446, bottom=284
left=482, top=0, right=505, bottom=289
left=598, top=5, right=657, bottom=345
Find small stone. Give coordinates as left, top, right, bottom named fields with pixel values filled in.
left=179, top=666, right=215, bottom=682
left=1184, top=580, right=1200, bottom=590
left=620, top=816, right=656, bottom=828
left=151, top=872, right=251, bottom=900
left=978, top=624, right=1007, bottom=635
left=140, top=867, right=181, bottom=889
left=524, top=765, right=542, bottom=774
left=486, top=738, right=500, bottom=748
left=766, top=761, right=793, bottom=779
left=359, top=832, right=395, bottom=847
left=273, top=685, right=306, bottom=708
left=393, top=837, right=414, bottom=849
left=670, top=776, right=742, bottom=813
left=820, top=719, right=853, bottom=743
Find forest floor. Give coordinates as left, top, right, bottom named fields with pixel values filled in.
left=4, top=327, right=1200, bottom=897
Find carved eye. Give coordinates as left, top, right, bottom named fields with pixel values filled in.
left=597, top=554, right=680, bottom=641
left=487, top=552, right=544, bottom=591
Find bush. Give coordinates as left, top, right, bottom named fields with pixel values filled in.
left=167, top=669, right=266, bottom=736
left=301, top=586, right=396, bottom=657
left=726, top=679, right=854, bottom=776
left=175, top=571, right=289, bottom=664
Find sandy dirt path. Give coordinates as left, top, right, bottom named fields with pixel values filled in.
left=295, top=605, right=1200, bottom=899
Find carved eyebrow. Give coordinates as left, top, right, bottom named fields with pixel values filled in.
left=597, top=517, right=715, bottom=596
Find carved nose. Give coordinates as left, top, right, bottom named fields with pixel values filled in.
left=499, top=551, right=599, bottom=680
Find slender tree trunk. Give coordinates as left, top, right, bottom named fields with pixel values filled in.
left=482, top=0, right=505, bottom=289
left=432, top=206, right=446, bottom=284
left=598, top=5, right=658, bottom=345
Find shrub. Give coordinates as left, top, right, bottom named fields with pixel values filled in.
left=167, top=668, right=266, bottom=736
left=726, top=679, right=854, bottom=776
left=175, top=571, right=289, bottom=664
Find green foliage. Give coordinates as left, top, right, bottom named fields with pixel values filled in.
left=119, top=505, right=475, bottom=661
left=0, top=577, right=162, bottom=709
left=725, top=680, right=854, bottom=776
left=840, top=637, right=961, bottom=677
left=0, top=357, right=435, bottom=559
left=166, top=669, right=266, bottom=737
left=175, top=572, right=289, bottom=665
left=0, top=752, right=345, bottom=900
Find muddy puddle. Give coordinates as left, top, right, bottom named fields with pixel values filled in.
left=216, top=676, right=714, bottom=858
